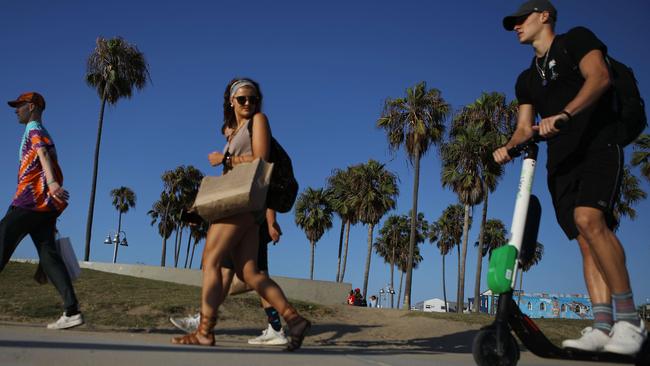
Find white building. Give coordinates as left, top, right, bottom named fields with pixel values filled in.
left=415, top=298, right=450, bottom=313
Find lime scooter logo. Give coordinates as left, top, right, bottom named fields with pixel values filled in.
left=487, top=245, right=518, bottom=294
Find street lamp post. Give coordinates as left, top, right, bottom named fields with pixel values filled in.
left=377, top=285, right=396, bottom=308
left=104, top=230, right=128, bottom=263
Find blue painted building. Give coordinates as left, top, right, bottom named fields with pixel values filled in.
left=477, top=291, right=593, bottom=319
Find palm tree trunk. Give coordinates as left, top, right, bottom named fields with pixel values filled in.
left=173, top=227, right=180, bottom=267
left=112, top=211, right=122, bottom=263
left=390, top=247, right=395, bottom=308
left=457, top=204, right=471, bottom=313
left=473, top=189, right=489, bottom=312
left=189, top=241, right=197, bottom=269
left=336, top=220, right=345, bottom=282
left=442, top=254, right=448, bottom=312
left=340, top=220, right=351, bottom=282
left=403, top=151, right=421, bottom=310
left=183, top=230, right=192, bottom=268
left=84, top=92, right=107, bottom=261
left=397, top=270, right=404, bottom=309
left=362, top=223, right=374, bottom=299
left=160, top=200, right=171, bottom=267
left=310, top=240, right=315, bottom=280
left=456, top=244, right=461, bottom=312
left=175, top=225, right=184, bottom=268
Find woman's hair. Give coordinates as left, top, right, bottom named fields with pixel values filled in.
left=222, top=78, right=263, bottom=129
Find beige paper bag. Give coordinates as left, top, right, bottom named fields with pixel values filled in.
left=192, top=158, right=273, bottom=223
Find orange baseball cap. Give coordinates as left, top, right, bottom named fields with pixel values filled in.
left=7, top=92, right=46, bottom=110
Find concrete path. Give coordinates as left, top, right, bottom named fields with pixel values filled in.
left=0, top=323, right=625, bottom=366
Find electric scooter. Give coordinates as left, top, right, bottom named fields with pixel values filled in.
left=472, top=135, right=650, bottom=366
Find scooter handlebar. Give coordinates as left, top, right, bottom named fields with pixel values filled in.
left=506, top=119, right=567, bottom=158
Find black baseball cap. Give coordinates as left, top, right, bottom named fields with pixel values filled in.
left=503, top=0, right=557, bottom=31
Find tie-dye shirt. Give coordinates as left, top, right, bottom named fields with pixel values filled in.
left=12, top=121, right=67, bottom=212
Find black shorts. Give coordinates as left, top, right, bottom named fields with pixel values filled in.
left=221, top=222, right=271, bottom=271
left=547, top=144, right=623, bottom=240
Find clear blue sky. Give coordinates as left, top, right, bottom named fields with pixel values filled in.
left=1, top=0, right=649, bottom=306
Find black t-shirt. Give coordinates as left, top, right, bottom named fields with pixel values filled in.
left=515, top=26, right=617, bottom=172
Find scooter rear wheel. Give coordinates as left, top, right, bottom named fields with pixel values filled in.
left=472, top=328, right=520, bottom=366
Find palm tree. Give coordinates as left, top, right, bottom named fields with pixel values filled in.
left=441, top=122, right=486, bottom=313
left=458, top=92, right=511, bottom=313
left=395, top=235, right=424, bottom=309
left=326, top=167, right=358, bottom=282
left=177, top=166, right=204, bottom=268
left=613, top=165, right=647, bottom=227
left=474, top=219, right=507, bottom=313
left=350, top=160, right=399, bottom=299
left=148, top=191, right=175, bottom=266
left=429, top=204, right=465, bottom=312
left=109, top=186, right=136, bottom=263
left=517, top=242, right=544, bottom=306
left=631, top=134, right=650, bottom=183
left=374, top=214, right=408, bottom=308
left=84, top=37, right=150, bottom=261
left=188, top=221, right=209, bottom=269
left=294, top=187, right=333, bottom=280
left=377, top=81, right=449, bottom=309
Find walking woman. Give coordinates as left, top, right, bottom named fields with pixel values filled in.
left=172, top=78, right=310, bottom=351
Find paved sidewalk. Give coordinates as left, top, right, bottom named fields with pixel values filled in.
left=0, top=323, right=624, bottom=366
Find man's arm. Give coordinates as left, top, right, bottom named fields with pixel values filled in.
left=493, top=103, right=536, bottom=164
left=36, top=147, right=69, bottom=204
left=536, top=49, right=611, bottom=137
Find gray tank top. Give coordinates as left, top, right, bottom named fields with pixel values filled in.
left=224, top=119, right=252, bottom=156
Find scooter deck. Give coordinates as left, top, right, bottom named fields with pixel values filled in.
left=507, top=299, right=648, bottom=364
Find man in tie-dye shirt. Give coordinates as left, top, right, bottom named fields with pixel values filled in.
left=0, top=92, right=83, bottom=329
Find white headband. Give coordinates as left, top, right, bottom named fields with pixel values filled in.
left=229, top=80, right=257, bottom=97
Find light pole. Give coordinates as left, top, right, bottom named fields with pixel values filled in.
left=378, top=285, right=396, bottom=308
left=104, top=230, right=128, bottom=263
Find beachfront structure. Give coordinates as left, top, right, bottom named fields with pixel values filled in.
left=414, top=298, right=452, bottom=313
left=475, top=291, right=593, bottom=319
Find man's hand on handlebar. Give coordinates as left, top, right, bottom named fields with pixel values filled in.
left=493, top=146, right=512, bottom=165
left=533, top=113, right=570, bottom=139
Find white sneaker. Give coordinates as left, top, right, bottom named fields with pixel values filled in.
left=561, top=327, right=610, bottom=352
left=603, top=321, right=647, bottom=355
left=248, top=324, right=288, bottom=345
left=47, top=313, right=84, bottom=330
left=169, top=313, right=200, bottom=333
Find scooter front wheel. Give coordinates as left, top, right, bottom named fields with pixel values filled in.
left=472, top=328, right=520, bottom=366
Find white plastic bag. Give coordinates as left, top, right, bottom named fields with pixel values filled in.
left=56, top=237, right=81, bottom=281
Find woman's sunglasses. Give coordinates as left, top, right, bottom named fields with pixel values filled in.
left=235, top=96, right=259, bottom=105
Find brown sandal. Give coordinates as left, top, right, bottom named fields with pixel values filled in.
left=171, top=313, right=216, bottom=346
left=285, top=316, right=311, bottom=352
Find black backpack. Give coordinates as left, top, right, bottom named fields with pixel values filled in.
left=557, top=35, right=647, bottom=146
left=247, top=121, right=299, bottom=213
left=606, top=57, right=647, bottom=146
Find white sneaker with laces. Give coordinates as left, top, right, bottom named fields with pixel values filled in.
left=603, top=320, right=647, bottom=355
left=561, top=327, right=610, bottom=352
left=47, top=312, right=84, bottom=330
left=248, top=324, right=288, bottom=345
left=169, top=313, right=200, bottom=333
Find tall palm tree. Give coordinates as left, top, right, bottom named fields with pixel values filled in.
left=294, top=187, right=333, bottom=280
left=377, top=81, right=449, bottom=309
left=84, top=36, right=150, bottom=261
left=188, top=221, right=209, bottom=269
left=395, top=235, right=424, bottom=309
left=458, top=92, right=511, bottom=313
left=613, top=165, right=647, bottom=227
left=631, top=134, right=650, bottom=183
left=350, top=160, right=399, bottom=298
left=429, top=204, right=464, bottom=312
left=109, top=186, right=136, bottom=263
left=474, top=219, right=507, bottom=312
left=441, top=121, right=487, bottom=313
left=517, top=242, right=544, bottom=306
left=326, top=167, right=358, bottom=282
left=177, top=166, right=204, bottom=268
left=148, top=191, right=175, bottom=265
left=374, top=214, right=408, bottom=308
